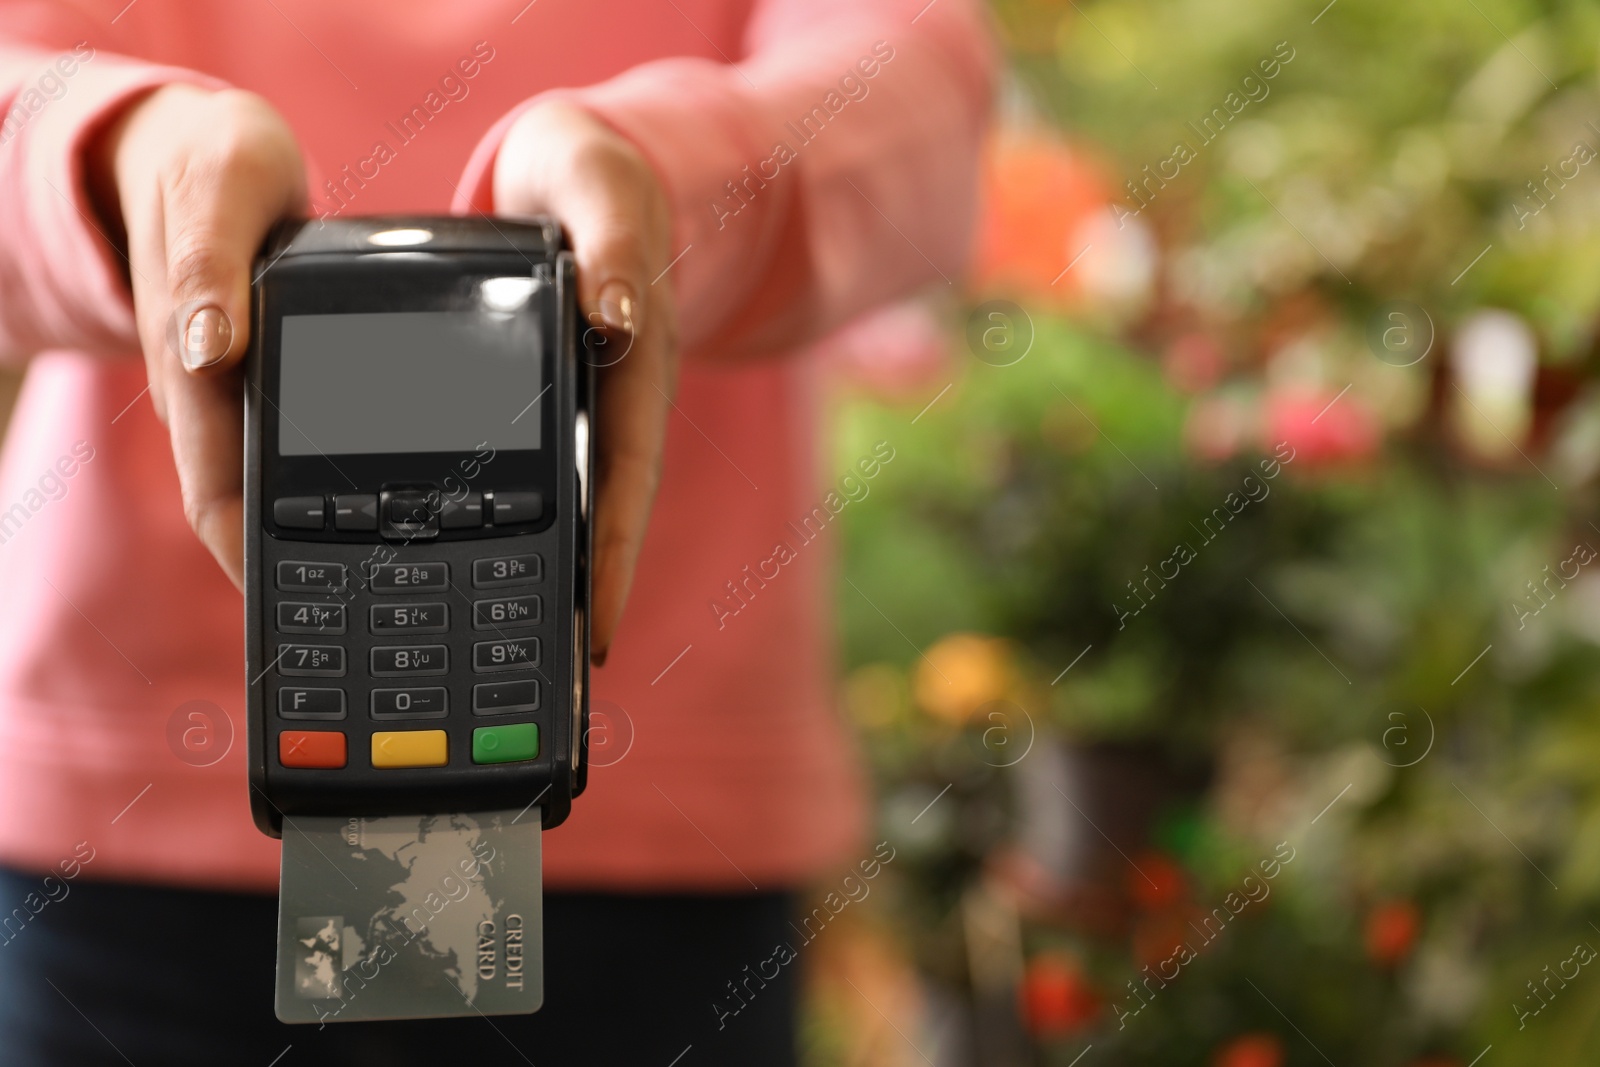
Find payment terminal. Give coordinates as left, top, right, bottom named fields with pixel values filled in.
left=244, top=216, right=593, bottom=1022
left=244, top=215, right=593, bottom=835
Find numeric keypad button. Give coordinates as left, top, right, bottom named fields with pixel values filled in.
left=277, top=602, right=346, bottom=635
left=369, top=603, right=448, bottom=634
left=369, top=562, right=449, bottom=593
left=473, top=638, right=539, bottom=672
left=371, top=645, right=449, bottom=677
left=370, top=687, right=449, bottom=720
left=276, top=561, right=346, bottom=593
left=473, top=680, right=539, bottom=714
left=472, top=595, right=541, bottom=630
left=277, top=644, right=346, bottom=677
left=472, top=554, right=541, bottom=588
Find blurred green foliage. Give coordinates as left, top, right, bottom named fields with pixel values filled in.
left=834, top=319, right=1600, bottom=1062
left=999, top=0, right=1600, bottom=357
left=821, top=0, right=1600, bottom=1061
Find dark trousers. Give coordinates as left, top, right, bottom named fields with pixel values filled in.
left=0, top=867, right=798, bottom=1066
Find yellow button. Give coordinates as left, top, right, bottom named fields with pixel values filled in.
left=370, top=730, right=448, bottom=768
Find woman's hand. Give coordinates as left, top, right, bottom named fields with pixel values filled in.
left=492, top=100, right=679, bottom=667
left=88, top=84, right=307, bottom=589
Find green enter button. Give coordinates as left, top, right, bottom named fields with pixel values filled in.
left=471, top=723, right=539, bottom=765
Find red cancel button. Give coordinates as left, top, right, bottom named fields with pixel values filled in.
left=279, top=730, right=347, bottom=769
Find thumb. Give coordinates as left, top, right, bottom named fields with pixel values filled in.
left=161, top=116, right=304, bottom=372
left=493, top=102, right=667, bottom=337
left=161, top=202, right=277, bottom=373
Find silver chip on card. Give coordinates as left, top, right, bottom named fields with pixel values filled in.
left=275, top=809, right=543, bottom=1024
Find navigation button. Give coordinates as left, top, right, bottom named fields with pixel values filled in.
left=440, top=492, right=484, bottom=529
left=387, top=490, right=435, bottom=523
left=380, top=489, right=440, bottom=541
left=333, top=494, right=379, bottom=531
left=491, top=491, right=542, bottom=525
left=274, top=496, right=325, bottom=530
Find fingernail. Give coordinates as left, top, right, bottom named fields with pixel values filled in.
left=597, top=282, right=636, bottom=335
left=181, top=306, right=232, bottom=369
left=591, top=647, right=609, bottom=669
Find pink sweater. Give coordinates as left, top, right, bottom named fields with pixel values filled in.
left=0, top=0, right=992, bottom=892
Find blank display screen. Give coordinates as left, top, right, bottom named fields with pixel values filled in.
left=278, top=311, right=542, bottom=456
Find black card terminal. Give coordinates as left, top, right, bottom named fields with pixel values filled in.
left=244, top=216, right=593, bottom=836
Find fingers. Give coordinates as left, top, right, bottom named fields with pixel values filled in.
left=493, top=101, right=667, bottom=335
left=494, top=101, right=679, bottom=664
left=161, top=91, right=305, bottom=373
left=109, top=87, right=305, bottom=587
left=166, top=370, right=247, bottom=586
left=588, top=287, right=677, bottom=663
left=153, top=95, right=304, bottom=588
left=551, top=161, right=671, bottom=654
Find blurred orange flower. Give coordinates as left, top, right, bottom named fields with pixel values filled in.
left=914, top=633, right=1014, bottom=724
left=1213, top=1032, right=1285, bottom=1067
left=970, top=133, right=1111, bottom=305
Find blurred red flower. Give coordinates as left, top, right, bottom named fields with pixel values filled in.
left=1213, top=1032, right=1285, bottom=1067
left=1129, top=851, right=1188, bottom=910
left=1019, top=953, right=1101, bottom=1037
left=970, top=133, right=1111, bottom=305
left=1365, top=900, right=1421, bottom=967
left=1264, top=388, right=1379, bottom=467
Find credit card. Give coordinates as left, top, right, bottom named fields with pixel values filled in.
left=275, top=809, right=543, bottom=1024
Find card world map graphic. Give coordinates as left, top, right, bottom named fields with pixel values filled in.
left=275, top=810, right=543, bottom=1023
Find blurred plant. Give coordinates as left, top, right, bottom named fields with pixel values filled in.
left=832, top=310, right=1600, bottom=1061
left=1019, top=952, right=1102, bottom=1037
left=1366, top=899, right=1422, bottom=968
left=818, top=0, right=1600, bottom=1063
left=1212, top=1033, right=1284, bottom=1067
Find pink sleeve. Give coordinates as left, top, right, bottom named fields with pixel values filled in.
left=0, top=17, right=224, bottom=363
left=455, top=0, right=995, bottom=358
